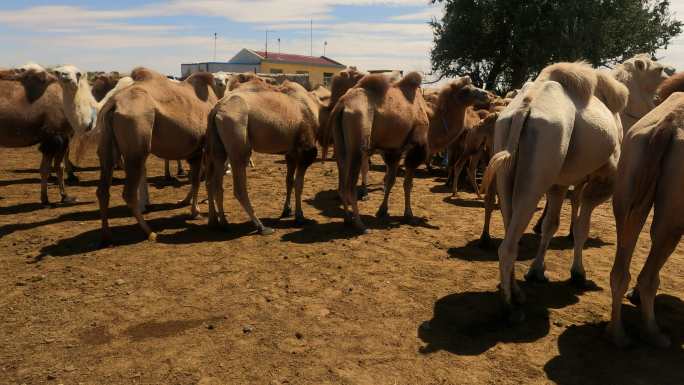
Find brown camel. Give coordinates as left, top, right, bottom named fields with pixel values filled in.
left=204, top=78, right=324, bottom=234
left=607, top=73, right=684, bottom=348
left=91, top=72, right=121, bottom=102
left=0, top=66, right=75, bottom=205
left=96, top=68, right=218, bottom=246
left=332, top=74, right=489, bottom=232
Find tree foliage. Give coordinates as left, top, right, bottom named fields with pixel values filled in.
left=430, top=0, right=682, bottom=92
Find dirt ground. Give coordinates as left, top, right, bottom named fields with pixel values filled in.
left=1, top=146, right=683, bottom=385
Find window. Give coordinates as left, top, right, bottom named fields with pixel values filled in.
left=323, top=72, right=333, bottom=86
left=270, top=68, right=283, bottom=74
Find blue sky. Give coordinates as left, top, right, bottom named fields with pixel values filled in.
left=0, top=1, right=681, bottom=77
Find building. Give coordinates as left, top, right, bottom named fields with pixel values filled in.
left=181, top=48, right=347, bottom=86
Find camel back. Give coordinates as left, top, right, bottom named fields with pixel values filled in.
left=657, top=72, right=684, bottom=104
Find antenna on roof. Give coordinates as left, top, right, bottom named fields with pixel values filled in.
left=213, top=32, right=217, bottom=61
left=265, top=30, right=270, bottom=58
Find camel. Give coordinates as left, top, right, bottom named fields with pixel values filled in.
left=91, top=72, right=121, bottom=102
left=613, top=54, right=675, bottom=131
left=332, top=74, right=490, bottom=232
left=607, top=73, right=684, bottom=348
left=204, top=78, right=324, bottom=234
left=531, top=55, right=675, bottom=237
left=0, top=65, right=75, bottom=204
left=96, top=68, right=218, bottom=246
left=480, top=62, right=628, bottom=321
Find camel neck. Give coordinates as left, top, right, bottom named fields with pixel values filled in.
left=429, top=104, right=466, bottom=154
left=62, top=80, right=97, bottom=133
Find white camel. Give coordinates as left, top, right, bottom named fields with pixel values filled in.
left=481, top=62, right=628, bottom=321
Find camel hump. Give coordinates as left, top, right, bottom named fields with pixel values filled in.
left=657, top=72, right=684, bottom=104
left=397, top=72, right=422, bottom=90
left=130, top=67, right=165, bottom=82
left=537, top=62, right=596, bottom=105
left=184, top=72, right=214, bottom=87
left=357, top=74, right=390, bottom=96
left=595, top=71, right=628, bottom=113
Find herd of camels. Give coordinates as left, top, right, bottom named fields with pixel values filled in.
left=1, top=53, right=683, bottom=349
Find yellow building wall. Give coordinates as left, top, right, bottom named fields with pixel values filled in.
left=259, top=61, right=343, bottom=87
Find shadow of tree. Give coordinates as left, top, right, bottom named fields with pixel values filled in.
left=418, top=281, right=601, bottom=356
left=544, top=294, right=684, bottom=385
left=447, top=233, right=612, bottom=262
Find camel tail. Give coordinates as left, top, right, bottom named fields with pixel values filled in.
left=630, top=113, right=677, bottom=210
left=323, top=102, right=344, bottom=163
left=95, top=100, right=119, bottom=173
left=480, top=103, right=531, bottom=194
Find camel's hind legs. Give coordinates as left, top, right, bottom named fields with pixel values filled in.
left=206, top=148, right=228, bottom=228
left=122, top=156, right=156, bottom=241
left=231, top=158, right=273, bottom=235
left=570, top=178, right=612, bottom=285
left=479, top=182, right=496, bottom=248
left=525, top=186, right=568, bottom=282
left=53, top=147, right=76, bottom=203
left=280, top=154, right=296, bottom=218
left=39, top=152, right=52, bottom=206
left=376, top=151, right=401, bottom=219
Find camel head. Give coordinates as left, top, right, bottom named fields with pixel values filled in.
left=212, top=71, right=232, bottom=98
left=617, top=54, right=676, bottom=95
left=53, top=65, right=87, bottom=91
left=444, top=76, right=490, bottom=108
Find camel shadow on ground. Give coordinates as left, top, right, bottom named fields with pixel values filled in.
left=544, top=294, right=684, bottom=385
left=0, top=202, right=180, bottom=240
left=35, top=211, right=196, bottom=259
left=447, top=233, right=612, bottom=263
left=418, top=280, right=601, bottom=356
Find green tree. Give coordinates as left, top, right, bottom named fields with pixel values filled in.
left=430, top=0, right=682, bottom=92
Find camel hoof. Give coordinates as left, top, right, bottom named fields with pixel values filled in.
left=642, top=330, right=671, bottom=348
left=376, top=206, right=388, bottom=219
left=525, top=269, right=549, bottom=283
left=148, top=232, right=158, bottom=242
left=61, top=195, right=77, bottom=204
left=403, top=214, right=417, bottom=225
left=570, top=271, right=587, bottom=287
left=281, top=207, right=292, bottom=218
left=294, top=215, right=310, bottom=227
left=259, top=227, right=275, bottom=236
left=626, top=288, right=641, bottom=306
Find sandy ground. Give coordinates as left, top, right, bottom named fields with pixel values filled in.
left=0, top=146, right=683, bottom=385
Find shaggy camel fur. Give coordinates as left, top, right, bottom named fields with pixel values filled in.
left=481, top=62, right=628, bottom=321
left=612, top=54, right=675, bottom=131
left=532, top=55, right=675, bottom=237
left=333, top=74, right=489, bottom=232
left=91, top=72, right=121, bottom=102
left=0, top=66, right=75, bottom=205
left=607, top=75, right=684, bottom=348
left=96, top=68, right=218, bottom=245
left=205, top=78, right=324, bottom=234
left=53, top=65, right=134, bottom=165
